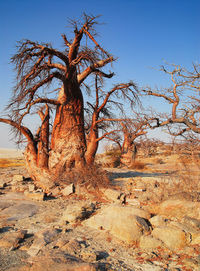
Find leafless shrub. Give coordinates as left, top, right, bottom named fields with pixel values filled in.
left=57, top=165, right=111, bottom=190
left=102, top=147, right=121, bottom=168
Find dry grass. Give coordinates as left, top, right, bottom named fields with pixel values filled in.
left=0, top=158, right=25, bottom=168
left=129, top=160, right=146, bottom=170
left=57, top=165, right=111, bottom=190
left=100, top=149, right=121, bottom=168
left=147, top=153, right=200, bottom=203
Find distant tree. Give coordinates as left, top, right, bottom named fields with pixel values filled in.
left=142, top=63, right=200, bottom=139
left=0, top=15, right=116, bottom=190
left=101, top=115, right=149, bottom=164
left=85, top=76, right=138, bottom=164
left=120, top=118, right=148, bottom=153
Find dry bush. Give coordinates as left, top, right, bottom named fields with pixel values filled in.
left=147, top=159, right=200, bottom=203
left=57, top=165, right=111, bottom=190
left=177, top=154, right=200, bottom=198
left=101, top=148, right=121, bottom=168
left=132, top=143, right=200, bottom=204
left=159, top=176, right=199, bottom=202
left=129, top=160, right=146, bottom=170
left=0, top=158, right=25, bottom=168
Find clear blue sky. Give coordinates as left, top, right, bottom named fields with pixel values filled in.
left=0, top=0, right=199, bottom=148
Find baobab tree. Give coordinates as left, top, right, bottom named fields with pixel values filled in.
left=0, top=15, right=117, bottom=190
left=95, top=114, right=149, bottom=165
left=143, top=63, right=200, bottom=139
left=85, top=76, right=138, bottom=164
left=116, top=117, right=149, bottom=164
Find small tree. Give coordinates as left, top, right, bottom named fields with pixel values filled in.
left=0, top=15, right=115, bottom=190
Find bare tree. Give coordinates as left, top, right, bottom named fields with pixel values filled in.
left=0, top=15, right=115, bottom=190
left=119, top=116, right=148, bottom=164
left=84, top=76, right=138, bottom=164
left=99, top=114, right=149, bottom=165
left=142, top=63, right=200, bottom=139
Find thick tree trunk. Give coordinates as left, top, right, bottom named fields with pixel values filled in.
left=122, top=132, right=130, bottom=154
left=121, top=130, right=137, bottom=165
left=37, top=106, right=49, bottom=169
left=49, top=83, right=86, bottom=173
left=85, top=111, right=99, bottom=165
left=85, top=129, right=99, bottom=165
left=25, top=142, right=55, bottom=192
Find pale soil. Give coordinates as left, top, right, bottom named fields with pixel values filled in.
left=0, top=150, right=200, bottom=270
left=0, top=148, right=23, bottom=159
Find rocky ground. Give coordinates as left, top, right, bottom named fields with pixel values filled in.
left=0, top=156, right=200, bottom=270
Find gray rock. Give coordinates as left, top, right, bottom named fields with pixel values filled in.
left=61, top=183, right=75, bottom=196
left=0, top=230, right=27, bottom=249
left=27, top=229, right=60, bottom=257
left=149, top=215, right=168, bottom=228
left=27, top=237, right=46, bottom=257
left=28, top=184, right=36, bottom=192
left=62, top=202, right=95, bottom=223
left=24, top=191, right=44, bottom=201
left=1, top=203, right=38, bottom=221
left=152, top=226, right=188, bottom=250
left=24, top=251, right=96, bottom=270
left=100, top=188, right=124, bottom=202
left=158, top=199, right=200, bottom=219
left=85, top=204, right=151, bottom=243
left=139, top=235, right=164, bottom=251
left=184, top=216, right=200, bottom=230
left=0, top=201, right=13, bottom=211
left=12, top=175, right=24, bottom=184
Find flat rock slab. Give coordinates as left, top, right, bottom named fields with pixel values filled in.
left=0, top=192, right=27, bottom=201
left=0, top=201, right=14, bottom=211
left=85, top=204, right=151, bottom=243
left=0, top=203, right=38, bottom=221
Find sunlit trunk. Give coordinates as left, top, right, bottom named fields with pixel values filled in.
left=85, top=130, right=99, bottom=165
left=50, top=83, right=86, bottom=173
left=37, top=106, right=49, bottom=169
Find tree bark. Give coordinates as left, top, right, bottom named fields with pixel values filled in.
left=49, top=83, right=86, bottom=173
left=37, top=105, right=49, bottom=169
left=85, top=127, right=99, bottom=165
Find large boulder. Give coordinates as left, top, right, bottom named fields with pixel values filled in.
left=61, top=202, right=96, bottom=224
left=84, top=204, right=151, bottom=243
left=152, top=226, right=188, bottom=251
left=100, top=188, right=124, bottom=202
left=158, top=199, right=200, bottom=219
left=139, top=235, right=164, bottom=251
left=149, top=215, right=168, bottom=228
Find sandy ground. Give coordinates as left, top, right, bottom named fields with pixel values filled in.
left=0, top=148, right=23, bottom=158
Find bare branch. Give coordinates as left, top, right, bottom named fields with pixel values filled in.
left=77, top=56, right=114, bottom=84
left=0, top=118, right=35, bottom=144
left=96, top=129, right=121, bottom=142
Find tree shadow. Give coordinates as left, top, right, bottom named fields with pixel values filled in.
left=108, top=170, right=168, bottom=186
left=109, top=170, right=166, bottom=179
left=0, top=226, right=13, bottom=233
